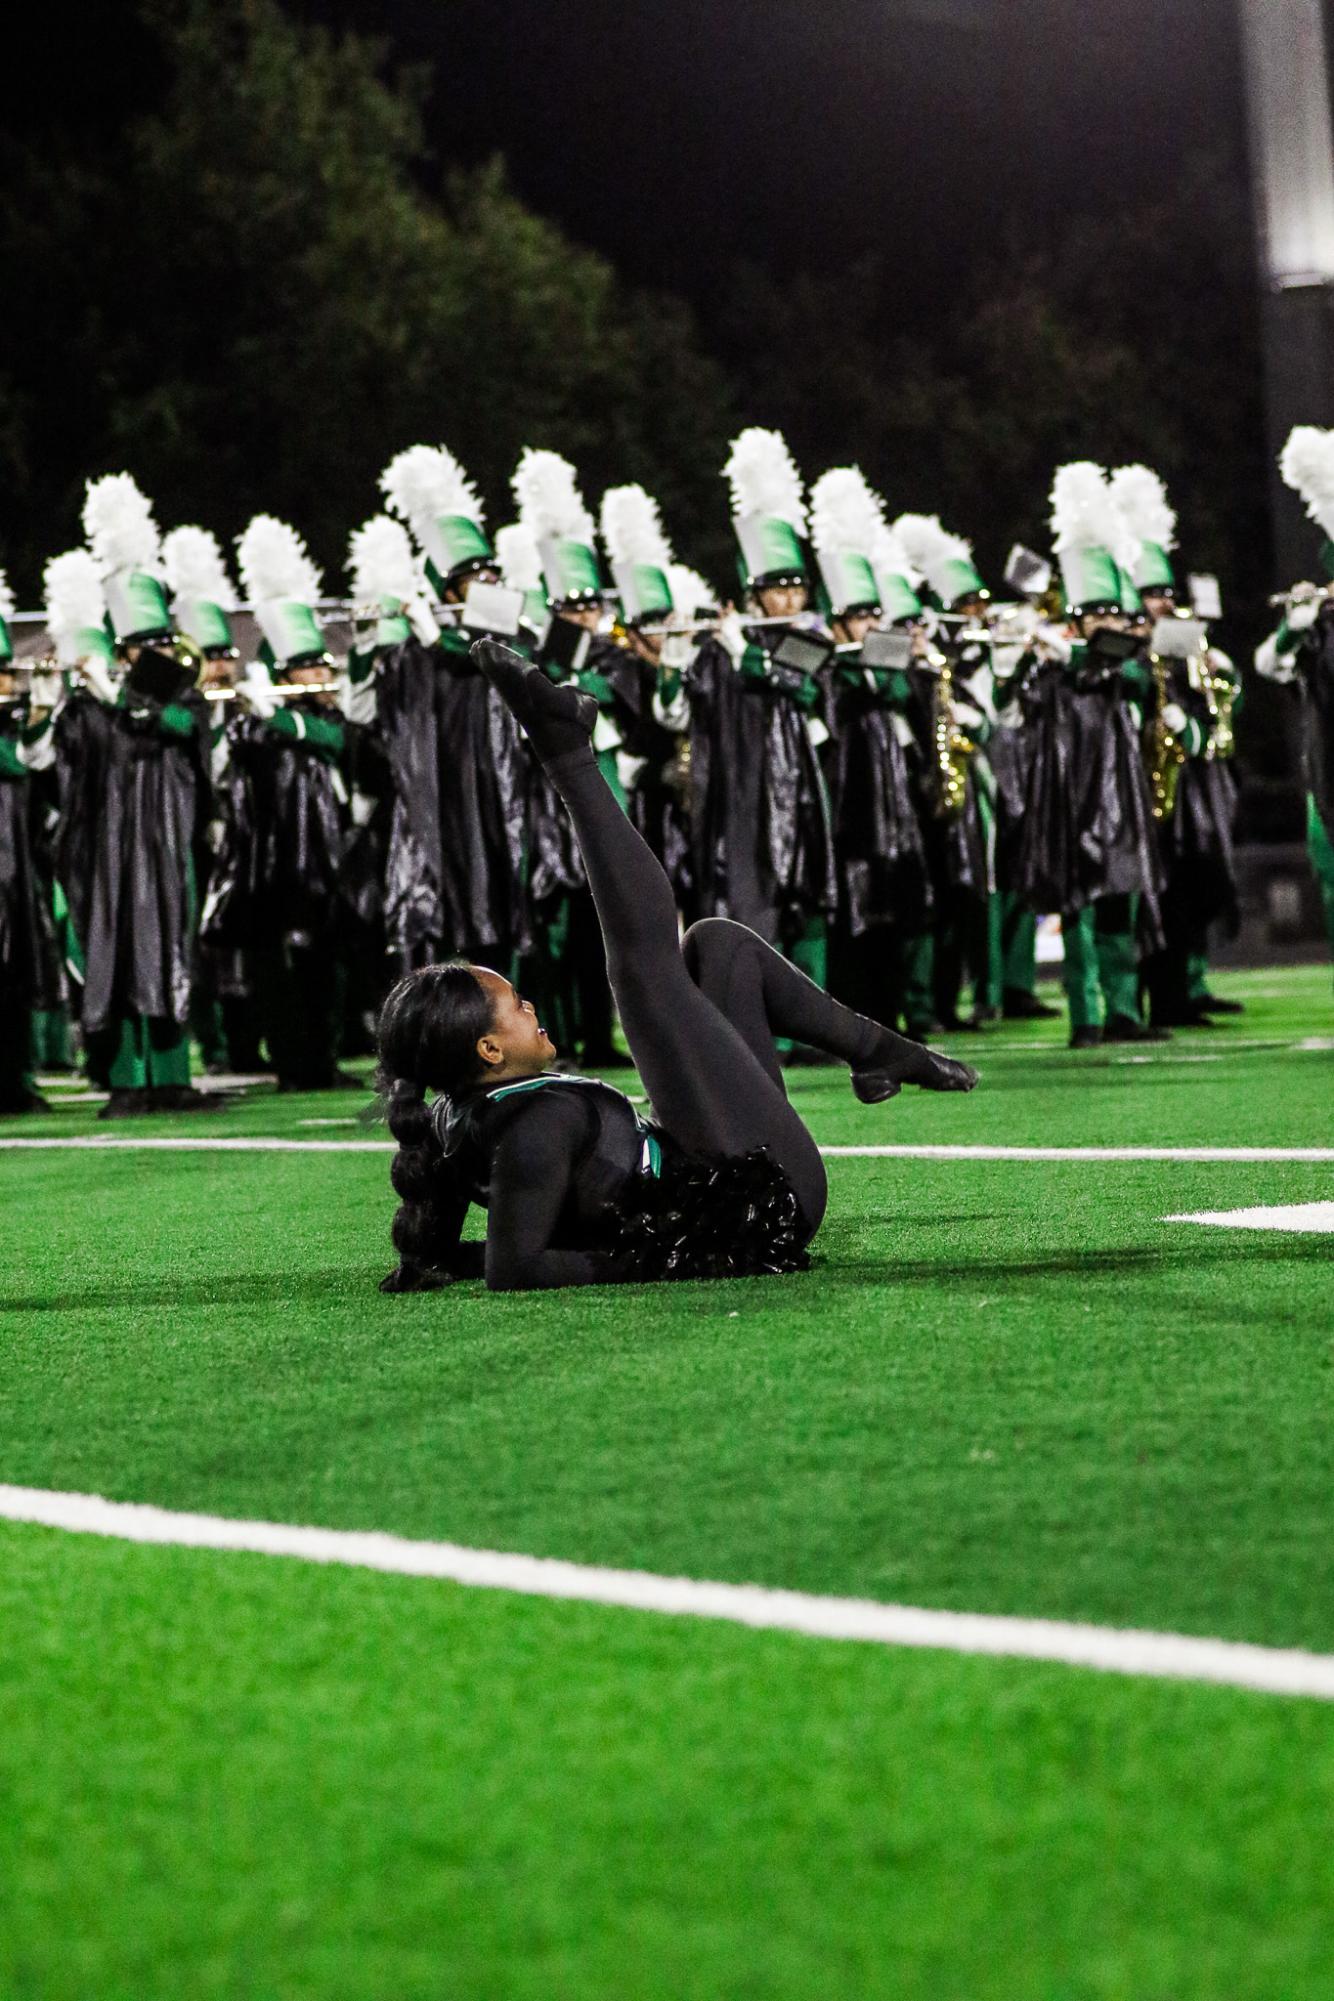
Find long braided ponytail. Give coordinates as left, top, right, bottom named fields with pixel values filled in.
left=376, top=963, right=497, bottom=1293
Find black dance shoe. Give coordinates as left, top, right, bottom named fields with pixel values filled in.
left=471, top=638, right=597, bottom=756
left=1103, top=1015, right=1171, bottom=1044
left=852, top=1049, right=978, bottom=1103
left=1003, top=988, right=1061, bottom=1021
left=1197, top=992, right=1245, bottom=1016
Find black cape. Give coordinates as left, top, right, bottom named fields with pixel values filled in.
left=688, top=635, right=836, bottom=943
left=55, top=693, right=206, bottom=1032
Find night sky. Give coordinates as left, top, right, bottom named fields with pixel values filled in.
left=297, top=0, right=1251, bottom=319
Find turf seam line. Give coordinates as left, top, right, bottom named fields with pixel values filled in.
left=3, top=1139, right=1334, bottom=1161
left=3, top=1485, right=1333, bottom=1702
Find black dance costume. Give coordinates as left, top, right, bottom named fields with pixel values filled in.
left=393, top=642, right=975, bottom=1291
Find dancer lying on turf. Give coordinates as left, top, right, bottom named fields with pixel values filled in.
left=376, top=640, right=977, bottom=1291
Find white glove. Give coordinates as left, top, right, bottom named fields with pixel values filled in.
left=407, top=594, right=440, bottom=645
left=235, top=658, right=277, bottom=719
left=1287, top=597, right=1320, bottom=633
left=717, top=611, right=747, bottom=662
left=1162, top=701, right=1188, bottom=735
left=78, top=651, right=119, bottom=705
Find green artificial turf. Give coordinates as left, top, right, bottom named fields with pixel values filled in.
left=3, top=1522, right=1333, bottom=2001
left=3, top=965, right=1332, bottom=1997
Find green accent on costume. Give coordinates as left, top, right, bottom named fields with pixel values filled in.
left=175, top=599, right=234, bottom=653
left=486, top=1073, right=663, bottom=1175
left=1186, top=952, right=1211, bottom=1005
left=876, top=571, right=924, bottom=623
left=0, top=738, right=25, bottom=781
left=267, top=707, right=345, bottom=761
left=613, top=562, right=673, bottom=622
left=371, top=598, right=412, bottom=649
left=900, top=929, right=935, bottom=1030
left=817, top=551, right=879, bottom=617
left=736, top=515, right=807, bottom=585
left=1307, top=794, right=1334, bottom=985
left=1062, top=899, right=1141, bottom=1029
left=105, top=571, right=172, bottom=641
left=1135, top=541, right=1176, bottom=591
left=739, top=643, right=823, bottom=713
left=1001, top=897, right=1038, bottom=995
left=772, top=918, right=828, bottom=1055
left=157, top=704, right=197, bottom=741
left=258, top=601, right=325, bottom=665
left=73, top=625, right=117, bottom=669
left=540, top=538, right=602, bottom=602
left=0, top=615, right=11, bottom=662
left=1059, top=547, right=1122, bottom=613
left=30, top=1008, right=74, bottom=1069
left=1320, top=538, right=1334, bottom=583
left=106, top=1014, right=192, bottom=1091
left=1118, top=567, right=1144, bottom=617
left=422, top=514, right=492, bottom=582
left=936, top=557, right=986, bottom=607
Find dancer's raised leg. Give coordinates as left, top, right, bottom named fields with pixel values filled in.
left=681, top=917, right=976, bottom=1102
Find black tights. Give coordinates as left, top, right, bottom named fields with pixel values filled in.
left=545, top=746, right=911, bottom=1234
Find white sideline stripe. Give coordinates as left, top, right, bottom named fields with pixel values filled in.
left=2, top=1484, right=1331, bottom=1702
left=3, top=1137, right=1334, bottom=1162
left=1165, top=1203, right=1334, bottom=1233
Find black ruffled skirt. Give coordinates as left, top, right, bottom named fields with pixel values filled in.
left=606, top=1139, right=813, bottom=1281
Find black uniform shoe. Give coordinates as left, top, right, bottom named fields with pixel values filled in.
left=1068, top=1026, right=1102, bottom=1049
left=1197, top=992, right=1245, bottom=1016
left=1152, top=1007, right=1218, bottom=1030
left=98, top=1088, right=152, bottom=1119
left=1103, top=1015, right=1172, bottom=1043
left=0, top=1088, right=52, bottom=1115
left=936, top=1012, right=986, bottom=1033
left=149, top=1085, right=222, bottom=1113
left=1003, top=988, right=1061, bottom=1021
left=905, top=1017, right=945, bottom=1041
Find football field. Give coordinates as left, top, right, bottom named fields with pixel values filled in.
left=3, top=965, right=1332, bottom=1999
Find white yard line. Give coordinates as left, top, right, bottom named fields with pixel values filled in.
left=1164, top=1203, right=1334, bottom=1233
left=1, top=1483, right=1331, bottom=1701
left=2, top=1137, right=1333, bottom=1162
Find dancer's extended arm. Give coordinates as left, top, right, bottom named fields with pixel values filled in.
left=485, top=1095, right=632, bottom=1292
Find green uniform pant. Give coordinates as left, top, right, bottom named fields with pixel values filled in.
left=775, top=916, right=828, bottom=1054
left=1062, top=897, right=1141, bottom=1031
left=102, top=1014, right=192, bottom=1091
left=1001, top=895, right=1038, bottom=997
left=252, top=941, right=345, bottom=1089
left=1310, top=795, right=1334, bottom=983
left=30, top=1008, right=74, bottom=1069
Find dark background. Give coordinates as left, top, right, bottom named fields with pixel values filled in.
left=0, top=0, right=1318, bottom=812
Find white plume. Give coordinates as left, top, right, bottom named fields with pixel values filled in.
left=871, top=521, right=916, bottom=580
left=810, top=466, right=885, bottom=555
left=495, top=523, right=544, bottom=595
left=1049, top=463, right=1116, bottom=552
left=82, top=472, right=162, bottom=578
left=0, top=570, right=14, bottom=623
left=1109, top=465, right=1176, bottom=550
left=1279, top=425, right=1334, bottom=540
left=162, top=525, right=237, bottom=609
left=893, top=513, right=971, bottom=570
left=600, top=484, right=674, bottom=569
left=723, top=427, right=807, bottom=533
left=667, top=562, right=715, bottom=615
left=512, top=449, right=595, bottom=543
left=43, top=548, right=105, bottom=643
left=348, top=515, right=418, bottom=602
left=379, top=443, right=484, bottom=537
left=236, top=514, right=323, bottom=604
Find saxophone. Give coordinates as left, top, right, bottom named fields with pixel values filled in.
left=927, top=645, right=975, bottom=819
left=1147, top=649, right=1186, bottom=821
left=1199, top=651, right=1236, bottom=761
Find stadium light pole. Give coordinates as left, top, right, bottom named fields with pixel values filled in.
left=1237, top=0, right=1334, bottom=579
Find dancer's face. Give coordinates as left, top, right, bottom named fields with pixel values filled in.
left=469, top=967, right=554, bottom=1078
